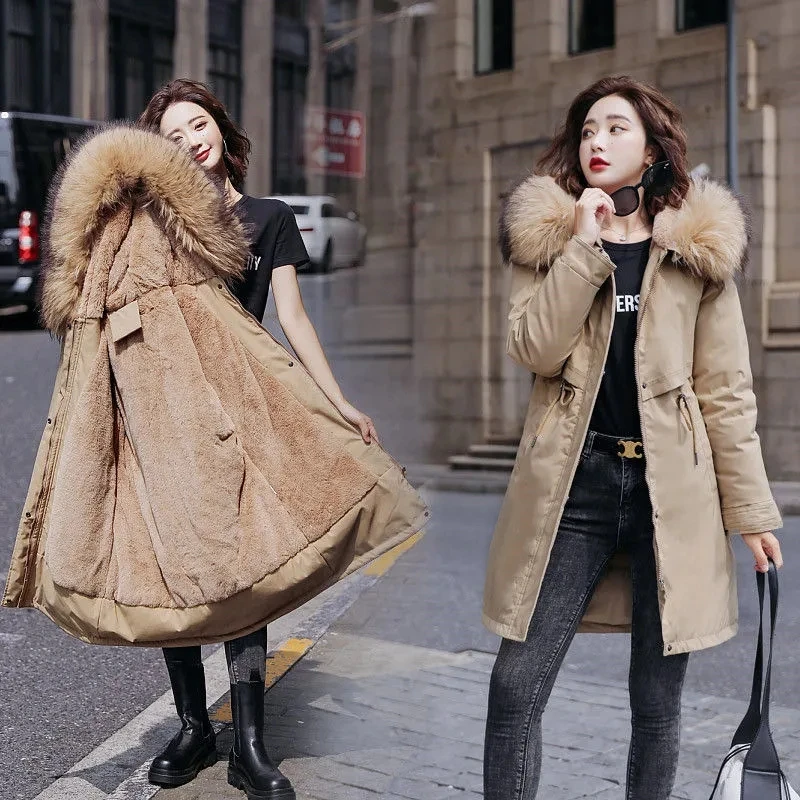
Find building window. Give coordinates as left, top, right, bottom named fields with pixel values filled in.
left=676, top=0, right=727, bottom=32
left=275, top=0, right=307, bottom=21
left=6, top=0, right=37, bottom=110
left=50, top=1, right=72, bottom=115
left=273, top=13, right=309, bottom=194
left=208, top=0, right=242, bottom=120
left=1, top=0, right=72, bottom=113
left=109, top=0, right=175, bottom=120
left=474, top=0, right=514, bottom=75
left=569, top=0, right=615, bottom=55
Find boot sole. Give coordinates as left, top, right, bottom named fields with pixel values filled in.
left=227, top=766, right=296, bottom=800
left=148, top=748, right=218, bottom=788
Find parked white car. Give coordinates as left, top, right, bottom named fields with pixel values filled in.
left=269, top=195, right=367, bottom=273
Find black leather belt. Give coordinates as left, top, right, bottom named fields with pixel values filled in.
left=588, top=431, right=644, bottom=459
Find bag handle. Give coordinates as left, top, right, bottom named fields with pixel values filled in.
left=740, top=560, right=782, bottom=778
left=731, top=566, right=767, bottom=746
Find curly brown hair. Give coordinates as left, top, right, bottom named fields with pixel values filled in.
left=138, top=79, right=251, bottom=189
left=538, top=76, right=690, bottom=216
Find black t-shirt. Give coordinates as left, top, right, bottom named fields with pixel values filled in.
left=230, top=197, right=310, bottom=320
left=588, top=238, right=652, bottom=437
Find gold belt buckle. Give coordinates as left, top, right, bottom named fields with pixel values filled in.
left=617, top=439, right=644, bottom=459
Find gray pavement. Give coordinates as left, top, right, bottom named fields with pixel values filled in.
left=157, top=489, right=800, bottom=800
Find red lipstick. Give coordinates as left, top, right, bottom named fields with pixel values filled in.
left=194, top=149, right=210, bottom=163
left=589, top=156, right=610, bottom=171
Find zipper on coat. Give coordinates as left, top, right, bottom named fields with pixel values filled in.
left=529, top=380, right=574, bottom=450
left=19, top=323, right=81, bottom=605
left=633, top=250, right=668, bottom=621
left=677, top=392, right=699, bottom=466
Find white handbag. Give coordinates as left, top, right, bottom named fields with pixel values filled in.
left=709, top=562, right=799, bottom=799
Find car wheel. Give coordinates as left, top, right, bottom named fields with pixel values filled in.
left=319, top=240, right=333, bottom=274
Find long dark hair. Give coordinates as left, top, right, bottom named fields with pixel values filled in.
left=538, top=75, right=690, bottom=216
left=138, top=79, right=251, bottom=189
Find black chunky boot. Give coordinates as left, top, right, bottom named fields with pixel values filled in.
left=227, top=680, right=295, bottom=800
left=148, top=657, right=217, bottom=787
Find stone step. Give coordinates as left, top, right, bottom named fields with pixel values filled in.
left=448, top=454, right=516, bottom=472
left=467, top=443, right=519, bottom=459
left=486, top=434, right=522, bottom=447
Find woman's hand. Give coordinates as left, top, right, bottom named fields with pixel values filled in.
left=574, top=187, right=616, bottom=244
left=336, top=399, right=379, bottom=444
left=741, top=531, right=784, bottom=572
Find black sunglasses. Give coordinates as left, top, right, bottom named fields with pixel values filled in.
left=609, top=161, right=674, bottom=217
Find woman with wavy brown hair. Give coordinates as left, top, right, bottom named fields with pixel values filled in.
left=138, top=80, right=378, bottom=800
left=481, top=76, right=784, bottom=798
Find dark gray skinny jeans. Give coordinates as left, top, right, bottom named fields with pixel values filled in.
left=483, top=431, right=690, bottom=800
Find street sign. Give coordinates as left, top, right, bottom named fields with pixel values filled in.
left=304, top=106, right=366, bottom=179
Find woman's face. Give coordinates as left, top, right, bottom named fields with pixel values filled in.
left=579, top=94, right=654, bottom=195
left=159, top=101, right=225, bottom=176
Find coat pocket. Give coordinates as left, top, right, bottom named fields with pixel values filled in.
left=526, top=380, right=576, bottom=453
left=677, top=389, right=718, bottom=492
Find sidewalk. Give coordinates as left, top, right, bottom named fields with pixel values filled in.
left=45, top=486, right=797, bottom=800
left=158, top=626, right=800, bottom=800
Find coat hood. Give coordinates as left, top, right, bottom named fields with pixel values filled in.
left=40, top=124, right=249, bottom=336
left=499, top=174, right=749, bottom=284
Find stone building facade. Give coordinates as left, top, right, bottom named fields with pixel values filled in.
left=4, top=0, right=799, bottom=477
left=397, top=0, right=800, bottom=479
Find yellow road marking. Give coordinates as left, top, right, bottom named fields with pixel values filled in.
left=211, top=638, right=314, bottom=722
left=363, top=531, right=425, bottom=576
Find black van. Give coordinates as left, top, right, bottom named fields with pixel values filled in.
left=0, top=112, right=96, bottom=320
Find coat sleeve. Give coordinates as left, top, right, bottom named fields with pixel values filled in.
left=693, top=278, right=782, bottom=534
left=506, top=235, right=615, bottom=377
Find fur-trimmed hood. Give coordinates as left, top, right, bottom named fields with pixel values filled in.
left=499, top=174, right=748, bottom=283
left=40, top=124, right=249, bottom=336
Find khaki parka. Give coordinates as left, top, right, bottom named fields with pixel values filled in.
left=1, top=125, right=428, bottom=647
left=483, top=174, right=782, bottom=654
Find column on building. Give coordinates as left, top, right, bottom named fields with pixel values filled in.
left=174, top=0, right=209, bottom=82
left=353, top=0, right=372, bottom=215
left=71, top=0, right=109, bottom=119
left=305, top=0, right=327, bottom=195
left=241, top=0, right=275, bottom=195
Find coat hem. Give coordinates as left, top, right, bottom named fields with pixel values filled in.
left=19, top=463, right=428, bottom=646
left=483, top=612, right=739, bottom=654
left=661, top=621, right=738, bottom=656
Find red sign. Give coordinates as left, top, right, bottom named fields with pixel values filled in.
left=304, top=106, right=366, bottom=179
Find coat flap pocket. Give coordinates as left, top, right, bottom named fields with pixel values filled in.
left=641, top=368, right=690, bottom=401
left=108, top=300, right=142, bottom=343
left=561, top=360, right=587, bottom=390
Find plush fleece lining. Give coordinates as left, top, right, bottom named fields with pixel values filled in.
left=39, top=124, right=378, bottom=609
left=499, top=174, right=748, bottom=283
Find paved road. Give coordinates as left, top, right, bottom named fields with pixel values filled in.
left=2, top=272, right=800, bottom=799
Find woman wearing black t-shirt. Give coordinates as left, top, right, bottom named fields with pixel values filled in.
left=483, top=76, right=784, bottom=799
left=138, top=80, right=376, bottom=800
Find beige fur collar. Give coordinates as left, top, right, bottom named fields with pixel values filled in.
left=499, top=174, right=749, bottom=283
left=40, top=124, right=249, bottom=335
